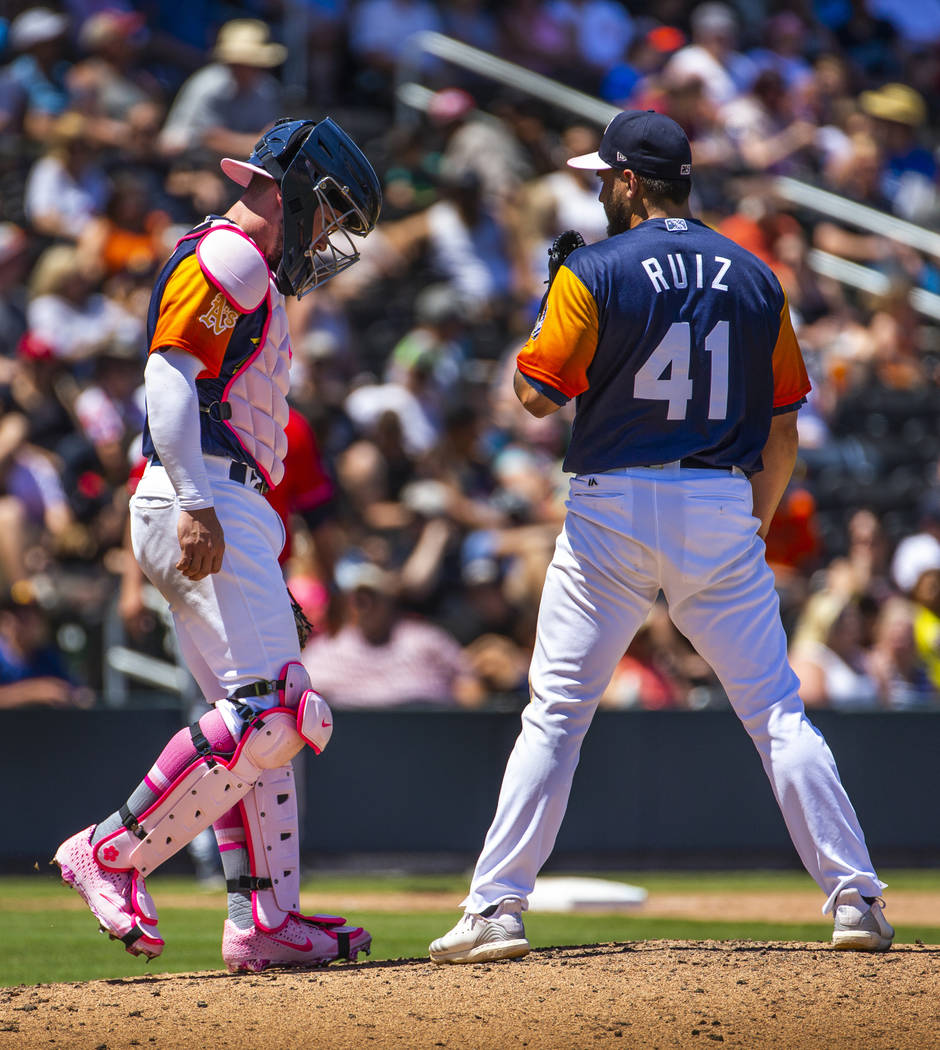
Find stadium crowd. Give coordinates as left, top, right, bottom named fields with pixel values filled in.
left=1, top=0, right=940, bottom=714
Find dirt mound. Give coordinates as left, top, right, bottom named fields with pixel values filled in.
left=3, top=940, right=937, bottom=1050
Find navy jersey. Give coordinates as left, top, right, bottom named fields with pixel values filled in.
left=517, top=217, right=810, bottom=475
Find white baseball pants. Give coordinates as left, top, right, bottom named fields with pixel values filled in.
left=464, top=462, right=884, bottom=916
left=130, top=457, right=298, bottom=737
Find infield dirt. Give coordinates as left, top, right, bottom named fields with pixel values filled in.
left=5, top=884, right=940, bottom=1050
left=3, top=938, right=938, bottom=1050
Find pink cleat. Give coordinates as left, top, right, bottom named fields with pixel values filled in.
left=53, top=825, right=164, bottom=959
left=222, top=913, right=371, bottom=973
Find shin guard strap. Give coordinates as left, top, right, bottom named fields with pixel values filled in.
left=226, top=875, right=273, bottom=893
left=120, top=805, right=145, bottom=839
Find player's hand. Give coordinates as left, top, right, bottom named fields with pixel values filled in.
left=176, top=506, right=225, bottom=580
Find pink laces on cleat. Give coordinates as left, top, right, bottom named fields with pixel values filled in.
left=53, top=825, right=164, bottom=959
left=222, top=913, right=371, bottom=973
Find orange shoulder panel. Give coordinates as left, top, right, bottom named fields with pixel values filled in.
left=516, top=265, right=599, bottom=399
left=771, top=292, right=811, bottom=408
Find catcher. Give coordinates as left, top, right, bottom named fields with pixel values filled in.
left=54, top=117, right=381, bottom=972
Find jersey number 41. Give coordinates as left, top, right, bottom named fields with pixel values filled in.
left=634, top=321, right=728, bottom=421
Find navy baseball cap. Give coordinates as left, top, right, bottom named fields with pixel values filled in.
left=568, top=110, right=692, bottom=180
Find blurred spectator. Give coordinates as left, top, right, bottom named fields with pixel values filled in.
left=600, top=24, right=686, bottom=108
left=426, top=87, right=533, bottom=211
left=497, top=0, right=570, bottom=78
left=76, top=171, right=172, bottom=278
left=868, top=595, right=937, bottom=710
left=383, top=167, right=515, bottom=316
left=831, top=0, right=902, bottom=83
left=857, top=82, right=938, bottom=223
left=544, top=0, right=635, bottom=90
left=600, top=615, right=683, bottom=711
left=0, top=223, right=29, bottom=359
left=385, top=282, right=469, bottom=405
left=719, top=69, right=819, bottom=176
left=157, top=19, right=285, bottom=162
left=2, top=6, right=71, bottom=140
left=662, top=2, right=756, bottom=107
left=891, top=491, right=940, bottom=595
left=68, top=8, right=165, bottom=150
left=747, top=11, right=814, bottom=92
left=0, top=584, right=93, bottom=709
left=301, top=560, right=485, bottom=709
left=910, top=560, right=940, bottom=693
left=348, top=0, right=442, bottom=99
left=789, top=590, right=881, bottom=710
left=72, top=342, right=144, bottom=487
left=23, top=110, right=110, bottom=241
left=26, top=243, right=143, bottom=363
left=516, top=124, right=607, bottom=304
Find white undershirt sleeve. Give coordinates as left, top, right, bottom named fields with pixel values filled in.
left=144, top=349, right=214, bottom=511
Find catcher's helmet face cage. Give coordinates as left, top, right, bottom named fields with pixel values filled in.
left=249, top=117, right=382, bottom=298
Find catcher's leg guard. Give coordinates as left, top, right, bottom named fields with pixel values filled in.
left=234, top=764, right=346, bottom=931
left=95, top=707, right=306, bottom=877
left=95, top=663, right=333, bottom=879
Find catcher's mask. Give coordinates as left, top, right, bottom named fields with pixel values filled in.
left=222, top=117, right=382, bottom=298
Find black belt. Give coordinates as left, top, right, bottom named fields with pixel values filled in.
left=149, top=455, right=269, bottom=494
left=229, top=461, right=269, bottom=494
left=678, top=457, right=733, bottom=472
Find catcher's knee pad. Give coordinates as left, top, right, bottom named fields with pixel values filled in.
left=95, top=708, right=307, bottom=878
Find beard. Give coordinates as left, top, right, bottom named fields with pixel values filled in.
left=605, top=194, right=631, bottom=237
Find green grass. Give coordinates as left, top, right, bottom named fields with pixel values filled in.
left=3, top=869, right=938, bottom=987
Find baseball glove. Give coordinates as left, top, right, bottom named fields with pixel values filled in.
left=546, top=229, right=585, bottom=285
left=288, top=586, right=314, bottom=649
left=538, top=229, right=585, bottom=314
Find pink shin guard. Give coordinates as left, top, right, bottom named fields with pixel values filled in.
left=95, top=705, right=308, bottom=878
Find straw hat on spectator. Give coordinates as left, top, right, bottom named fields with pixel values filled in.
left=28, top=244, right=81, bottom=299
left=859, top=83, right=927, bottom=127
left=211, top=20, right=287, bottom=67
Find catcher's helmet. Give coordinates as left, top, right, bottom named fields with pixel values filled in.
left=222, top=117, right=382, bottom=297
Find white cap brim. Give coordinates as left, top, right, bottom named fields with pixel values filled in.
left=567, top=151, right=611, bottom=171
left=220, top=158, right=274, bottom=187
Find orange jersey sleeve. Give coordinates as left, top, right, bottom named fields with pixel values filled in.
left=771, top=293, right=811, bottom=409
left=149, top=253, right=246, bottom=377
left=516, top=265, right=600, bottom=399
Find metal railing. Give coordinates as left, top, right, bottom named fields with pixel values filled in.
left=396, top=31, right=619, bottom=126
left=396, top=34, right=940, bottom=316
left=808, top=250, right=940, bottom=321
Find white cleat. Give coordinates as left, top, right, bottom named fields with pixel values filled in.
left=429, top=898, right=531, bottom=964
left=832, top=888, right=894, bottom=952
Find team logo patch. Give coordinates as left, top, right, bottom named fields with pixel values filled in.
left=665, top=218, right=688, bottom=231
left=198, top=292, right=238, bottom=335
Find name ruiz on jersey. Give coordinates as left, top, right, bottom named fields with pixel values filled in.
left=641, top=254, right=732, bottom=293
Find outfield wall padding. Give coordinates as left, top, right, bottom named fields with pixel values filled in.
left=5, top=707, right=938, bottom=867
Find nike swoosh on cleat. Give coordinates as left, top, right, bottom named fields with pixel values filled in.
left=270, top=935, right=314, bottom=952
left=321, top=720, right=331, bottom=727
